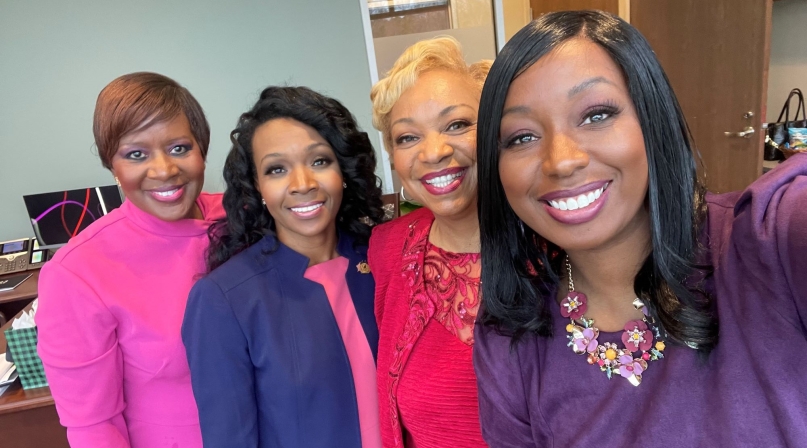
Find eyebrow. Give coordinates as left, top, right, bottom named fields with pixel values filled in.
left=501, top=77, right=616, bottom=118
left=567, top=76, right=614, bottom=98
left=118, top=136, right=193, bottom=149
left=260, top=142, right=329, bottom=162
left=390, top=103, right=476, bottom=127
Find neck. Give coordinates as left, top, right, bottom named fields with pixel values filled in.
left=191, top=203, right=203, bottom=220
left=562, top=211, right=652, bottom=331
left=279, top=225, right=340, bottom=267
left=429, top=203, right=480, bottom=253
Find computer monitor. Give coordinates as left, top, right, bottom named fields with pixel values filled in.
left=23, top=185, right=124, bottom=248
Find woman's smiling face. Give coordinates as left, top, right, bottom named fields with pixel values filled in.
left=389, top=69, right=480, bottom=221
left=252, top=118, right=343, bottom=251
left=498, top=38, right=650, bottom=252
left=111, top=113, right=205, bottom=221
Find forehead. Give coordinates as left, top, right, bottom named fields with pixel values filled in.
left=252, top=118, right=329, bottom=154
left=505, top=38, right=626, bottom=106
left=118, top=113, right=191, bottom=145
left=390, top=69, right=479, bottom=120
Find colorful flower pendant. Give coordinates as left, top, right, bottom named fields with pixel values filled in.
left=563, top=292, right=666, bottom=387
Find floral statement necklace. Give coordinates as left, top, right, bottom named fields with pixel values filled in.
left=561, top=256, right=666, bottom=386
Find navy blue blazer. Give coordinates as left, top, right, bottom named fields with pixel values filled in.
left=182, top=232, right=378, bottom=448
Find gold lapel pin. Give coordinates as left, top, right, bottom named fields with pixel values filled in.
left=356, top=261, right=371, bottom=274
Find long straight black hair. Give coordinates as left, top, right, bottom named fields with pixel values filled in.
left=477, top=10, right=717, bottom=352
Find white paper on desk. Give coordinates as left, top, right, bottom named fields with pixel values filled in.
left=0, top=366, right=16, bottom=386
left=10, top=309, right=35, bottom=329
left=0, top=354, right=14, bottom=380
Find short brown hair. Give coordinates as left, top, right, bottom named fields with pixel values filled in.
left=93, top=72, right=210, bottom=169
left=370, top=36, right=491, bottom=153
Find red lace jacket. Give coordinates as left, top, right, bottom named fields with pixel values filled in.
left=370, top=207, right=434, bottom=447
left=371, top=206, right=489, bottom=448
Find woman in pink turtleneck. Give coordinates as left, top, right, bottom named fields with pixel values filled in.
left=36, top=72, right=222, bottom=448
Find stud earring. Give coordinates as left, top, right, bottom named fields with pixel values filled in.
left=114, top=177, right=121, bottom=187
left=261, top=198, right=266, bottom=205
left=342, top=182, right=347, bottom=189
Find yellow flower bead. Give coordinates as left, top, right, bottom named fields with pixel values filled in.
left=655, top=341, right=666, bottom=351
left=566, top=324, right=575, bottom=333
left=605, top=348, right=617, bottom=360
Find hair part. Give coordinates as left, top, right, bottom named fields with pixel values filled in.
left=477, top=10, right=717, bottom=353
left=206, top=86, right=386, bottom=272
left=370, top=36, right=492, bottom=152
left=93, top=72, right=210, bottom=169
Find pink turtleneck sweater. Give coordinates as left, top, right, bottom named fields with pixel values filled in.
left=37, top=193, right=224, bottom=448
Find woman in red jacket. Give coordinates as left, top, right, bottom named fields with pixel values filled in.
left=368, top=36, right=490, bottom=448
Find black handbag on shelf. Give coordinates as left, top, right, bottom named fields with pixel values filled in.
left=765, top=88, right=807, bottom=161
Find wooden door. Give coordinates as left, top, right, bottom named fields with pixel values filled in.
left=632, top=1, right=772, bottom=193
left=530, top=0, right=619, bottom=18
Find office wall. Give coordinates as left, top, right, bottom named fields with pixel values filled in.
left=767, top=0, right=807, bottom=122
left=0, top=0, right=379, bottom=242
left=502, top=0, right=531, bottom=42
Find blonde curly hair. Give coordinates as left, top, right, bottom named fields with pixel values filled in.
left=370, top=36, right=492, bottom=153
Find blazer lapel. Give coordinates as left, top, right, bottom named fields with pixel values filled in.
left=341, top=236, right=380, bottom=362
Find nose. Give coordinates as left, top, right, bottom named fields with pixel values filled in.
left=541, top=131, right=589, bottom=178
left=289, top=166, right=317, bottom=195
left=147, top=151, right=180, bottom=180
left=417, top=132, right=454, bottom=165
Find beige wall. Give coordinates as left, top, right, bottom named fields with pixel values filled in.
left=451, top=0, right=494, bottom=28
left=0, top=0, right=379, bottom=242
left=502, top=0, right=531, bottom=41
left=767, top=0, right=807, bottom=122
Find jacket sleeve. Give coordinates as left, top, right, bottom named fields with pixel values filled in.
left=36, top=262, right=130, bottom=448
left=473, top=324, right=535, bottom=448
left=771, top=162, right=807, bottom=324
left=368, top=223, right=394, bottom=328
left=182, top=277, right=259, bottom=447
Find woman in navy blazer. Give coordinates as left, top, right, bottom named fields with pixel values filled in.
left=182, top=86, right=387, bottom=448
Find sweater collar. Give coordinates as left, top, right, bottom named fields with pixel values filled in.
left=121, top=193, right=219, bottom=237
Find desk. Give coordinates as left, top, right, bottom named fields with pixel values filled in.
left=0, top=285, right=69, bottom=447
left=0, top=270, right=40, bottom=327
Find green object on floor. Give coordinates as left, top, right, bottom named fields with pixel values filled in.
left=399, top=200, right=423, bottom=216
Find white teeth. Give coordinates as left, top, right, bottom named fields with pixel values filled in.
left=291, top=203, right=323, bottom=213
left=154, top=189, right=178, bottom=197
left=547, top=183, right=608, bottom=211
left=577, top=194, right=589, bottom=208
left=424, top=170, right=465, bottom=188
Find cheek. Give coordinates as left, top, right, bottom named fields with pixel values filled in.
left=498, top=154, right=535, bottom=200
left=258, top=179, right=284, bottom=211
left=111, top=164, right=145, bottom=192
left=455, top=134, right=478, bottom=164
left=392, top=150, right=415, bottom=180
left=183, top=154, right=206, bottom=183
left=324, top=171, right=344, bottom=205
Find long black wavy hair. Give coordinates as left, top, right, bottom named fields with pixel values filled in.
left=477, top=10, right=717, bottom=353
left=207, top=86, right=385, bottom=272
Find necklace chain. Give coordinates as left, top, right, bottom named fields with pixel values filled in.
left=562, top=256, right=666, bottom=386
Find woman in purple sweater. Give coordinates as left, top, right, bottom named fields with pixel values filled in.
left=474, top=10, right=807, bottom=447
